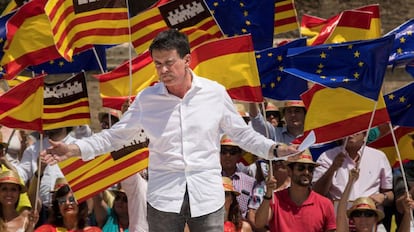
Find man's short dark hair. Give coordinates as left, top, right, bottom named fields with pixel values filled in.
left=149, top=29, right=190, bottom=58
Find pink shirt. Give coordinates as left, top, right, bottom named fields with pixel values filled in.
left=269, top=188, right=336, bottom=232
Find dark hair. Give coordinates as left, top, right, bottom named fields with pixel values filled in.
left=149, top=29, right=190, bottom=58
left=50, top=185, right=88, bottom=229
left=227, top=193, right=243, bottom=231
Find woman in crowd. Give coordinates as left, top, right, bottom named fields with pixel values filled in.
left=94, top=187, right=129, bottom=232
left=223, top=176, right=252, bottom=232
left=0, top=170, right=37, bottom=232
left=35, top=184, right=101, bottom=232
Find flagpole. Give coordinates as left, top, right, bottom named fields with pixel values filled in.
left=259, top=101, right=274, bottom=203
left=34, top=134, right=43, bottom=214
left=92, top=47, right=105, bottom=74
left=387, top=123, right=413, bottom=222
left=125, top=0, right=133, bottom=102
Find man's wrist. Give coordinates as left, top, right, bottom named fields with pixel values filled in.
left=263, top=194, right=273, bottom=200
left=273, top=143, right=281, bottom=157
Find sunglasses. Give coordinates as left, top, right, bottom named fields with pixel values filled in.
left=220, top=147, right=241, bottom=156
left=266, top=112, right=280, bottom=119
left=351, top=210, right=376, bottom=218
left=57, top=196, right=77, bottom=205
left=296, top=164, right=315, bottom=172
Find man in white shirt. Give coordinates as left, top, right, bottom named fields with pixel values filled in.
left=41, top=29, right=296, bottom=232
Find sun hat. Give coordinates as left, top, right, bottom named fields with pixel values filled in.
left=284, top=149, right=319, bottom=166
left=265, top=102, right=279, bottom=112
left=222, top=177, right=240, bottom=196
left=0, top=170, right=26, bottom=193
left=346, top=197, right=385, bottom=222
left=220, top=135, right=238, bottom=147
left=50, top=177, right=68, bottom=193
left=280, top=100, right=306, bottom=115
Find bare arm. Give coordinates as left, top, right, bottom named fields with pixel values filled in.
left=255, top=176, right=276, bottom=228
left=92, top=192, right=109, bottom=227
left=313, top=153, right=345, bottom=196
left=336, top=168, right=359, bottom=232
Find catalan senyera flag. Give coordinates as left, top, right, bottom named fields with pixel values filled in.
left=190, top=34, right=263, bottom=102
left=0, top=75, right=44, bottom=131
left=43, top=72, right=90, bottom=130
left=45, top=0, right=129, bottom=60
left=58, top=133, right=149, bottom=203
left=274, top=0, right=299, bottom=35
left=369, top=127, right=414, bottom=166
left=95, top=51, right=158, bottom=110
left=131, top=0, right=222, bottom=54
left=301, top=4, right=381, bottom=46
left=1, top=0, right=63, bottom=79
left=285, top=35, right=394, bottom=101
left=300, top=84, right=390, bottom=144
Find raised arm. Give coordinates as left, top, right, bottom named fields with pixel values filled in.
left=336, top=168, right=359, bottom=232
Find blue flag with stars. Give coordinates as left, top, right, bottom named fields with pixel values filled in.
left=386, top=18, right=414, bottom=67
left=284, top=35, right=395, bottom=101
left=384, top=82, right=414, bottom=127
left=0, top=11, right=16, bottom=77
left=256, top=38, right=308, bottom=100
left=28, top=45, right=107, bottom=74
left=205, top=0, right=274, bottom=50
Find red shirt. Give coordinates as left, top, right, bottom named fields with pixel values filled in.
left=35, top=224, right=102, bottom=232
left=269, top=188, right=336, bottom=232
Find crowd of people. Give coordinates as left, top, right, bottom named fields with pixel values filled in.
left=0, top=29, right=413, bottom=232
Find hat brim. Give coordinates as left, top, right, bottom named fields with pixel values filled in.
left=347, top=208, right=384, bottom=222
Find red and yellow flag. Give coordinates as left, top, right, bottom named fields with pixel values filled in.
left=45, top=0, right=129, bottom=60
left=190, top=35, right=263, bottom=102
left=59, top=137, right=149, bottom=202
left=301, top=84, right=390, bottom=144
left=95, top=51, right=158, bottom=110
left=369, top=127, right=414, bottom=166
left=274, top=0, right=299, bottom=34
left=130, top=0, right=222, bottom=54
left=0, top=75, right=44, bottom=131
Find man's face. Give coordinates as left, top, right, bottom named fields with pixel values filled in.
left=289, top=163, right=315, bottom=187
left=284, top=107, right=305, bottom=128
left=152, top=49, right=190, bottom=88
left=220, top=145, right=242, bottom=170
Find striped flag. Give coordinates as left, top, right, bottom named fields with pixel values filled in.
left=95, top=51, right=158, bottom=110
left=45, top=0, right=129, bottom=60
left=131, top=0, right=222, bottom=54
left=1, top=0, right=18, bottom=16
left=300, top=84, right=390, bottom=144
left=43, top=72, right=91, bottom=130
left=274, top=0, right=299, bottom=34
left=58, top=132, right=149, bottom=202
left=190, top=34, right=263, bottom=102
left=0, top=75, right=44, bottom=131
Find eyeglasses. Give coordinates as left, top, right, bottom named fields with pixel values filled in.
left=266, top=112, right=280, bottom=119
left=296, top=164, right=315, bottom=172
left=220, top=147, right=241, bottom=156
left=351, top=210, right=376, bottom=218
left=57, top=196, right=77, bottom=205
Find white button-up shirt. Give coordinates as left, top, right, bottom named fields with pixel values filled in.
left=77, top=73, right=275, bottom=217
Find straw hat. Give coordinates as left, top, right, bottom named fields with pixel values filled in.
left=284, top=149, right=319, bottom=166
left=98, top=109, right=120, bottom=122
left=0, top=170, right=26, bottom=193
left=220, top=135, right=238, bottom=147
left=234, top=104, right=249, bottom=118
left=265, top=102, right=279, bottom=112
left=51, top=177, right=68, bottom=193
left=346, top=197, right=384, bottom=222
left=280, top=100, right=306, bottom=115
left=222, top=177, right=240, bottom=196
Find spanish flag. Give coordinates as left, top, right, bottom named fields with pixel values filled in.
left=0, top=75, right=44, bottom=131
left=95, top=51, right=158, bottom=110
left=59, top=135, right=149, bottom=202
left=301, top=84, right=390, bottom=144
left=190, top=35, right=263, bottom=102
left=45, top=0, right=129, bottom=60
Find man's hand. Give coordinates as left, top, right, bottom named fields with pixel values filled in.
left=276, top=143, right=299, bottom=157
left=40, top=139, right=72, bottom=165
left=331, top=152, right=346, bottom=171
left=264, top=176, right=278, bottom=196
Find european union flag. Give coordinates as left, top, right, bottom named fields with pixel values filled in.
left=284, top=35, right=395, bottom=100
left=28, top=45, right=107, bottom=74
left=256, top=38, right=308, bottom=100
left=0, top=11, right=15, bottom=77
left=384, top=82, right=414, bottom=127
left=386, top=18, right=414, bottom=66
left=205, top=0, right=274, bottom=50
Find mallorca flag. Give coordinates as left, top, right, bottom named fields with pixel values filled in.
left=369, top=126, right=414, bottom=165
left=45, top=0, right=129, bottom=60
left=301, top=4, right=381, bottom=46
left=95, top=51, right=158, bottom=110
left=255, top=38, right=308, bottom=100
left=58, top=133, right=149, bottom=202
left=131, top=0, right=222, bottom=54
left=384, top=82, right=414, bottom=127
left=284, top=35, right=394, bottom=101
left=43, top=72, right=90, bottom=130
left=190, top=34, right=263, bottom=102
left=0, top=75, right=44, bottom=131
left=300, top=84, right=390, bottom=144
left=274, top=0, right=299, bottom=35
